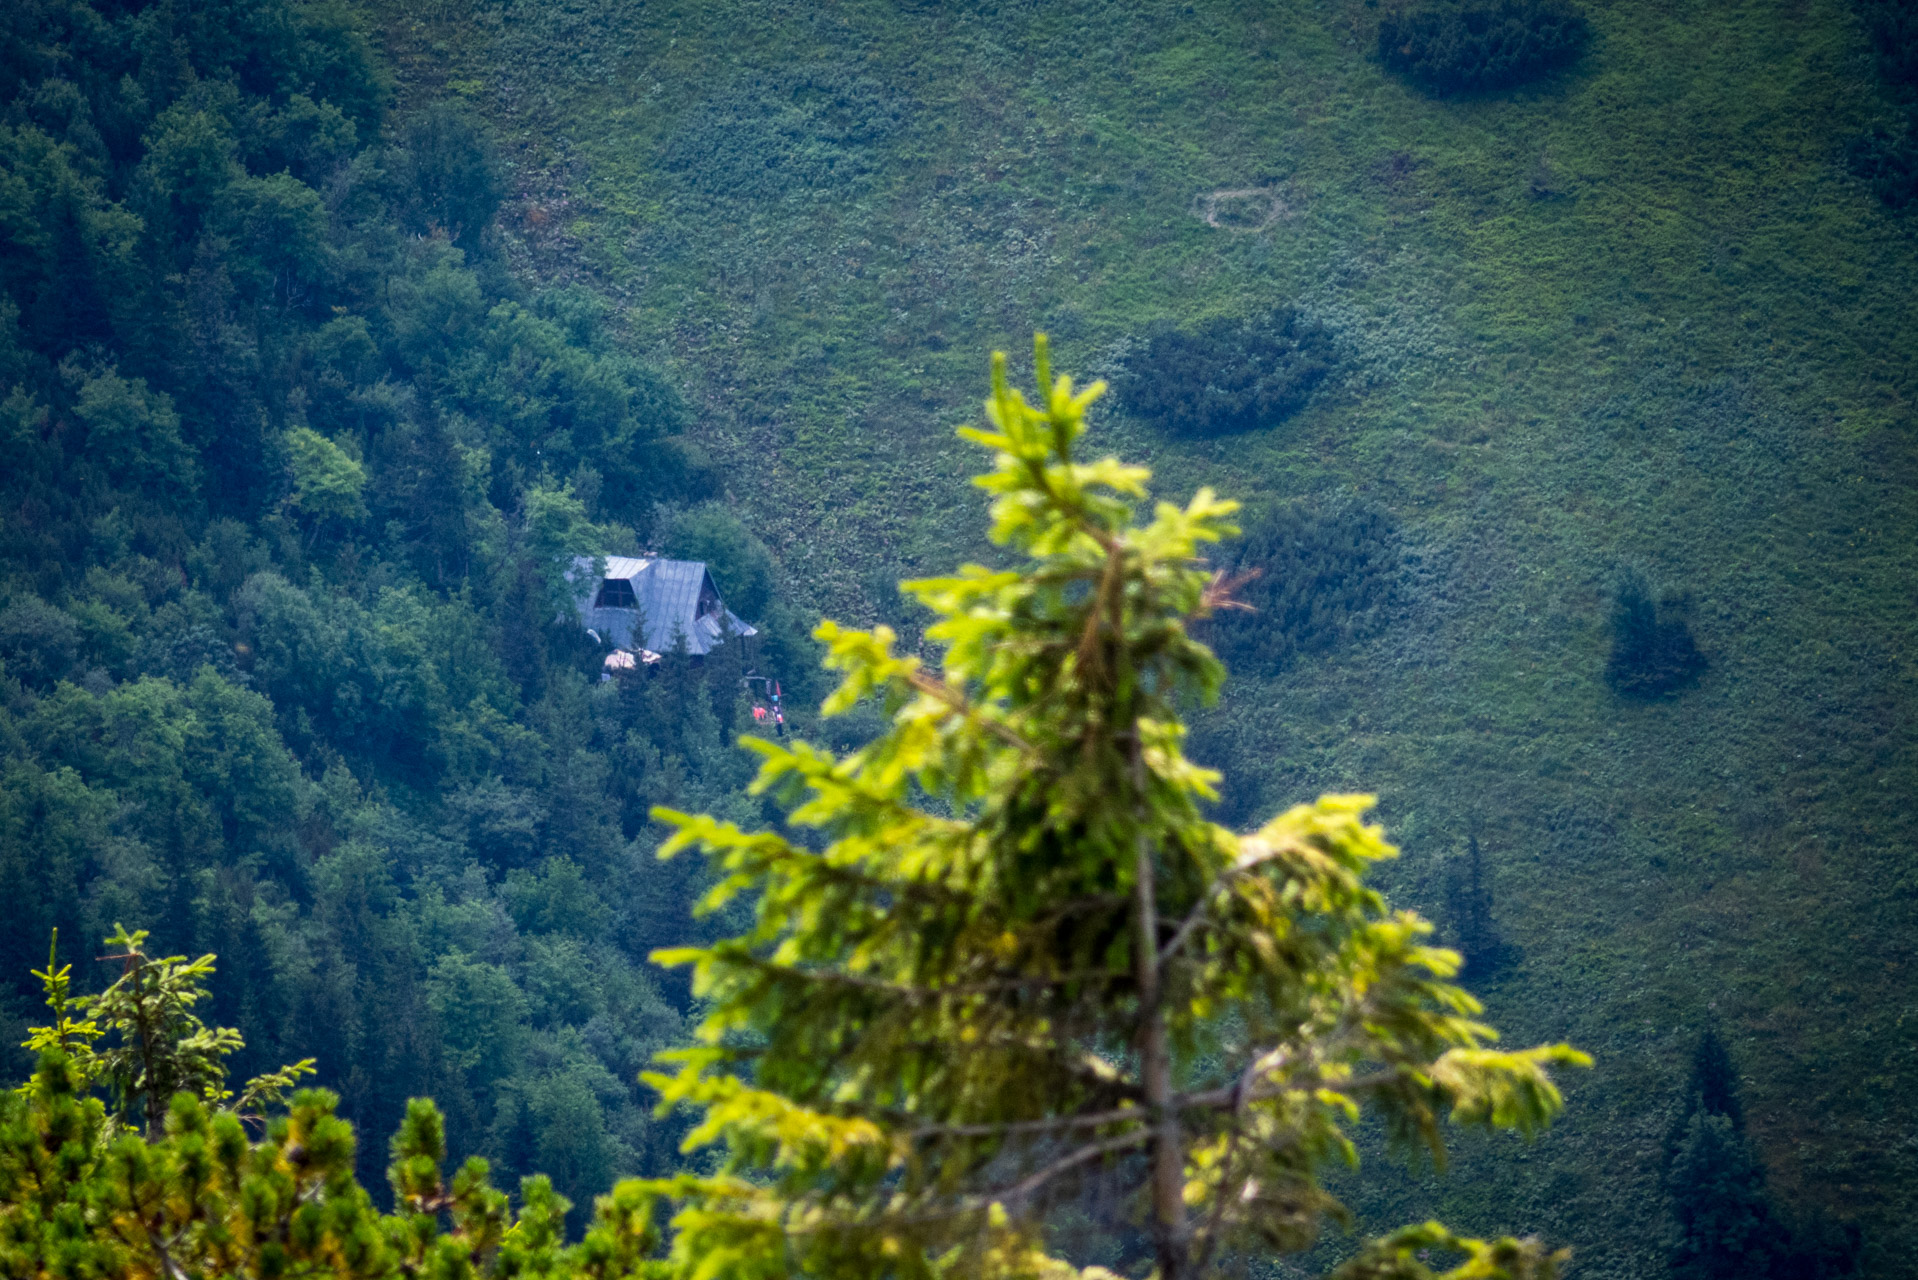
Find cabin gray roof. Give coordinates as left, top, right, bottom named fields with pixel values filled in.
left=572, top=556, right=757, bottom=657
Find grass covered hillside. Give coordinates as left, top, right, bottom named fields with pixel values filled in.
left=369, top=0, right=1918, bottom=1274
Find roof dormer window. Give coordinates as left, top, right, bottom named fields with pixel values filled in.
left=596, top=578, right=638, bottom=609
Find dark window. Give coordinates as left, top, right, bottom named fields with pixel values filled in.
left=596, top=578, right=637, bottom=609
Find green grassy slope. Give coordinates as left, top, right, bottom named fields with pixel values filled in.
left=372, top=0, right=1918, bottom=1273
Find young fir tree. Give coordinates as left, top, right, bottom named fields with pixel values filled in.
left=644, top=340, right=1589, bottom=1280
left=24, top=926, right=317, bottom=1137
left=1661, top=1030, right=1861, bottom=1280
left=1445, top=834, right=1515, bottom=978
left=2, top=931, right=668, bottom=1280
left=1663, top=1031, right=1783, bottom=1279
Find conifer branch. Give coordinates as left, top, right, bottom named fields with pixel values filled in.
left=903, top=668, right=1036, bottom=755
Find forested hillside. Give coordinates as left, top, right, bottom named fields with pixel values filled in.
left=0, top=0, right=832, bottom=1216
left=4, top=0, right=1918, bottom=1275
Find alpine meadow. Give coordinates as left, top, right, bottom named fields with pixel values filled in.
left=0, top=0, right=1914, bottom=1278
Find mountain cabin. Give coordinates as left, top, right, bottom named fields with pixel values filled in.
left=572, top=556, right=757, bottom=665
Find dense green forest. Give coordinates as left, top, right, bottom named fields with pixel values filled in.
left=4, top=0, right=1918, bottom=1275
left=0, top=0, right=834, bottom=1219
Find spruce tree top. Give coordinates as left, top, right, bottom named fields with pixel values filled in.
left=646, top=340, right=1589, bottom=1280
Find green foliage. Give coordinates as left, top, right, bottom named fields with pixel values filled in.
left=1328, top=1222, right=1567, bottom=1280
left=0, top=0, right=796, bottom=1211
left=644, top=343, right=1587, bottom=1280
left=0, top=1048, right=672, bottom=1280
left=387, top=103, right=505, bottom=251
left=1376, top=2, right=1590, bottom=96
left=1117, top=309, right=1335, bottom=438
left=1675, top=1030, right=1743, bottom=1136
left=1202, top=498, right=1398, bottom=678
left=1667, top=1114, right=1783, bottom=1277
left=20, top=930, right=103, bottom=1068
left=0, top=0, right=696, bottom=557
left=21, top=926, right=315, bottom=1136
left=0, top=595, right=79, bottom=687
left=655, top=505, right=776, bottom=621
left=1605, top=573, right=1706, bottom=700
left=283, top=425, right=369, bottom=527
left=71, top=366, right=197, bottom=497
left=343, top=0, right=1918, bottom=1265
left=1849, top=0, right=1918, bottom=208
left=1, top=928, right=674, bottom=1274
left=1860, top=0, right=1918, bottom=91
left=84, top=925, right=249, bottom=1134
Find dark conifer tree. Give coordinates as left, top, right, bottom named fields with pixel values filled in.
left=1667, top=1109, right=1787, bottom=1280
left=1445, top=832, right=1515, bottom=977
left=1665, top=1031, right=1862, bottom=1279
left=1685, top=1028, right=1744, bottom=1134
left=1666, top=1029, right=1779, bottom=1278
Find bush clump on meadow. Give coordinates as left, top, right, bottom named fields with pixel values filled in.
left=1848, top=125, right=1918, bottom=209
left=1117, top=308, right=1335, bottom=438
left=1204, top=498, right=1399, bottom=676
left=1605, top=573, right=1706, bottom=699
left=1377, top=1, right=1590, bottom=96
left=1851, top=0, right=1918, bottom=209
left=1861, top=0, right=1918, bottom=90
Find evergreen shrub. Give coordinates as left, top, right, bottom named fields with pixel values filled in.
left=1117, top=308, right=1336, bottom=438
left=1604, top=572, right=1706, bottom=699
left=1849, top=1, right=1918, bottom=209
left=385, top=104, right=505, bottom=251
left=1848, top=125, right=1918, bottom=209
left=1377, top=1, right=1590, bottom=96
left=1204, top=498, right=1398, bottom=676
left=0, top=597, right=80, bottom=687
left=1861, top=0, right=1918, bottom=90
left=646, top=340, right=1588, bottom=1280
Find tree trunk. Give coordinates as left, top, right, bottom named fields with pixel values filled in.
left=1134, top=830, right=1187, bottom=1280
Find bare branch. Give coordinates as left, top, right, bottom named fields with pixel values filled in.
left=910, top=1105, right=1151, bottom=1140
left=1199, top=566, right=1260, bottom=617
left=742, top=960, right=1120, bottom=1001
left=999, top=1130, right=1151, bottom=1205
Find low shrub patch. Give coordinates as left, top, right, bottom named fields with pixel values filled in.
left=1851, top=0, right=1918, bottom=208
left=1377, top=1, right=1590, bottom=96
left=1848, top=125, right=1918, bottom=209
left=1605, top=573, right=1706, bottom=699
left=1861, top=0, right=1918, bottom=91
left=1117, top=308, right=1335, bottom=438
left=1204, top=498, right=1398, bottom=677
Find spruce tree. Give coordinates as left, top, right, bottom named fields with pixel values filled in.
left=1662, top=1030, right=1862, bottom=1280
left=1667, top=1110, right=1785, bottom=1280
left=645, top=340, right=1589, bottom=1280
left=1445, top=834, right=1515, bottom=978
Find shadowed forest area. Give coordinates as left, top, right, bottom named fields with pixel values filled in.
left=2, top=0, right=1916, bottom=1276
